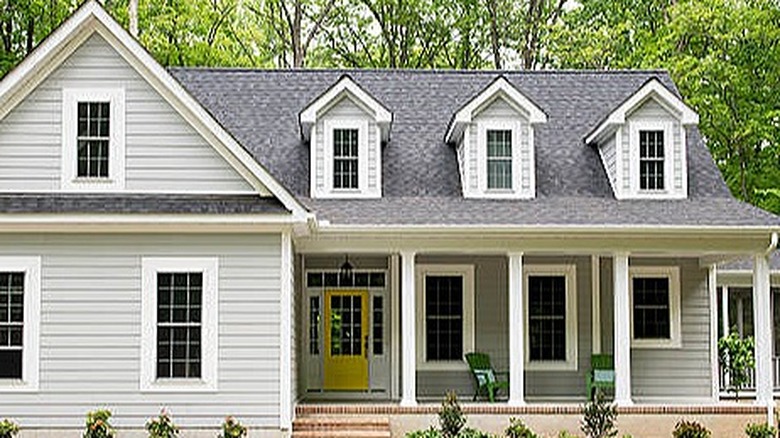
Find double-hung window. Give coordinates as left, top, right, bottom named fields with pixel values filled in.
left=525, top=265, right=577, bottom=371
left=333, top=128, right=359, bottom=189
left=62, top=88, right=125, bottom=190
left=416, top=265, right=474, bottom=370
left=630, top=266, right=681, bottom=348
left=639, top=130, right=665, bottom=191
left=486, top=129, right=513, bottom=190
left=141, top=258, right=218, bottom=392
left=0, top=257, right=40, bottom=391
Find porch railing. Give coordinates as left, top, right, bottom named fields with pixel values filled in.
left=719, top=356, right=780, bottom=395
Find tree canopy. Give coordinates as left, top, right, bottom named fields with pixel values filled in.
left=1, top=0, right=779, bottom=212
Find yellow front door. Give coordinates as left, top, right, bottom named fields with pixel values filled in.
left=324, top=289, right=369, bottom=390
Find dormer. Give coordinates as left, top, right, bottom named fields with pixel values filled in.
left=446, top=77, right=547, bottom=199
left=585, top=78, right=699, bottom=200
left=301, top=76, right=392, bottom=199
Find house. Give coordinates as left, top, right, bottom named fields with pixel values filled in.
left=0, top=1, right=778, bottom=437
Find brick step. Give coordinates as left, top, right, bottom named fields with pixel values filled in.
left=292, top=431, right=391, bottom=438
left=293, top=415, right=391, bottom=438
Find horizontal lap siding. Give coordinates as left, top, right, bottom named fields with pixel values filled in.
left=0, top=34, right=252, bottom=193
left=0, top=234, right=282, bottom=428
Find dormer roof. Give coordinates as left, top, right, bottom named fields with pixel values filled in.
left=299, top=75, right=392, bottom=142
left=445, top=76, right=547, bottom=144
left=585, top=78, right=699, bottom=145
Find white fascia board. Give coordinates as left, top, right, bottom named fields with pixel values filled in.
left=0, top=1, right=309, bottom=220
left=300, top=76, right=392, bottom=141
left=446, top=77, right=547, bottom=143
left=585, top=78, right=699, bottom=145
left=314, top=223, right=780, bottom=235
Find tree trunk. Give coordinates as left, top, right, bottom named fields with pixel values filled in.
left=129, top=0, right=139, bottom=37
left=487, top=0, right=502, bottom=69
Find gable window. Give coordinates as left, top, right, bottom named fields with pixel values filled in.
left=639, top=130, right=665, bottom=191
left=630, top=266, right=681, bottom=348
left=487, top=129, right=512, bottom=190
left=0, top=257, right=40, bottom=391
left=333, top=128, right=359, bottom=189
left=416, top=265, right=474, bottom=370
left=141, top=258, right=218, bottom=392
left=62, top=88, right=125, bottom=191
left=524, top=264, right=577, bottom=371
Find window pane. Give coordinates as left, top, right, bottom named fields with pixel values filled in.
left=425, top=275, right=463, bottom=361
left=309, top=296, right=320, bottom=355
left=156, top=272, right=202, bottom=379
left=333, top=128, right=359, bottom=189
left=639, top=130, right=664, bottom=191
left=528, top=275, right=566, bottom=361
left=0, top=350, right=22, bottom=379
left=76, top=101, right=110, bottom=178
left=487, top=129, right=512, bottom=189
left=633, top=277, right=671, bottom=339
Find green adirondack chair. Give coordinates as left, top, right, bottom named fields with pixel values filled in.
left=465, top=352, right=509, bottom=402
left=586, top=354, right=615, bottom=400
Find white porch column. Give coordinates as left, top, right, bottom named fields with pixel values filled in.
left=613, top=253, right=632, bottom=406
left=721, top=286, right=729, bottom=338
left=508, top=252, right=525, bottom=405
left=400, top=250, right=417, bottom=406
left=752, top=253, right=772, bottom=410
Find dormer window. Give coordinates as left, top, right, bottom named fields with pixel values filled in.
left=300, top=76, right=391, bottom=199
left=486, top=129, right=512, bottom=190
left=638, top=129, right=665, bottom=191
left=61, top=88, right=125, bottom=191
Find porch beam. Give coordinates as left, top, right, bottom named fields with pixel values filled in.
left=400, top=250, right=417, bottom=406
left=508, top=252, right=525, bottom=405
left=752, top=253, right=772, bottom=413
left=613, top=253, right=632, bottom=406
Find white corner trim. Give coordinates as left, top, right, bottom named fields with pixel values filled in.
left=585, top=78, right=699, bottom=145
left=0, top=256, right=41, bottom=392
left=315, top=118, right=378, bottom=199
left=140, top=257, right=219, bottom=393
left=524, top=264, right=578, bottom=371
left=280, top=232, right=293, bottom=429
left=447, top=77, right=546, bottom=143
left=415, top=264, right=475, bottom=371
left=61, top=87, right=126, bottom=191
left=300, top=76, right=392, bottom=141
left=629, top=265, right=682, bottom=349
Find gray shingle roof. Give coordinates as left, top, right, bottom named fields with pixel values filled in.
left=720, top=252, right=780, bottom=272
left=169, top=68, right=780, bottom=227
left=0, top=194, right=287, bottom=214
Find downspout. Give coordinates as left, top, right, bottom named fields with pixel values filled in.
left=766, top=232, right=778, bottom=256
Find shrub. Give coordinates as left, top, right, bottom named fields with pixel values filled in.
left=746, top=422, right=777, bottom=438
left=580, top=390, right=618, bottom=438
left=439, top=391, right=466, bottom=438
left=406, top=428, right=442, bottom=438
left=505, top=418, right=538, bottom=438
left=672, top=420, right=711, bottom=438
left=83, top=410, right=115, bottom=438
left=558, top=432, right=580, bottom=438
left=146, top=409, right=179, bottom=438
left=719, top=330, right=756, bottom=400
left=218, top=416, right=247, bottom=438
left=0, top=419, right=20, bottom=438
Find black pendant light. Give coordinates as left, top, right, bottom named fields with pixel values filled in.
left=339, top=255, right=354, bottom=285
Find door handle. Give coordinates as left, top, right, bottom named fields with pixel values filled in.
left=364, top=335, right=369, bottom=358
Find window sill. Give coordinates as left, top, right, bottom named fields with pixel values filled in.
left=526, top=360, right=578, bottom=372
left=0, top=379, right=38, bottom=392
left=140, top=378, right=217, bottom=393
left=631, top=338, right=682, bottom=349
left=417, top=360, right=469, bottom=372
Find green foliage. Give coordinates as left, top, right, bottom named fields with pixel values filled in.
left=0, top=419, right=20, bottom=438
left=218, top=416, right=247, bottom=438
left=146, top=409, right=180, bottom=438
left=505, top=418, right=538, bottom=438
left=557, top=431, right=580, bottom=438
left=406, top=428, right=443, bottom=438
left=83, top=410, right=116, bottom=438
left=718, top=330, right=756, bottom=400
left=745, top=422, right=777, bottom=438
left=439, top=391, right=466, bottom=438
left=580, top=390, right=618, bottom=438
left=672, top=420, right=711, bottom=438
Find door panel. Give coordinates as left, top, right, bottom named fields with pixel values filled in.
left=324, top=289, right=369, bottom=390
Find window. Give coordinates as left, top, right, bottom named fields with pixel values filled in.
left=373, top=296, right=384, bottom=355
left=62, top=88, right=125, bottom=191
left=141, top=258, right=218, bottom=392
left=416, top=265, right=474, bottom=370
left=333, top=128, right=359, bottom=189
left=524, top=264, right=577, bottom=371
left=487, top=129, right=513, bottom=189
left=309, top=296, right=320, bottom=355
left=630, top=266, right=681, bottom=348
left=639, top=130, right=664, bottom=191
left=0, top=257, right=40, bottom=391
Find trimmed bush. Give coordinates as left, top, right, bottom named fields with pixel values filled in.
left=440, top=391, right=466, bottom=438
left=745, top=422, right=777, bottom=438
left=505, top=418, right=538, bottom=438
left=0, top=419, right=20, bottom=438
left=146, top=409, right=179, bottom=438
left=218, top=416, right=248, bottom=438
left=672, top=420, right=711, bottom=438
left=580, top=390, right=618, bottom=438
left=83, top=410, right=115, bottom=438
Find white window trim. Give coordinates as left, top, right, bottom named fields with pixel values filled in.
left=524, top=264, right=578, bottom=371
left=415, top=264, right=475, bottom=371
left=320, top=118, right=371, bottom=198
left=629, top=265, right=682, bottom=349
left=477, top=120, right=522, bottom=196
left=0, top=256, right=40, bottom=392
left=61, top=88, right=126, bottom=191
left=628, top=120, right=673, bottom=197
left=140, top=257, right=218, bottom=392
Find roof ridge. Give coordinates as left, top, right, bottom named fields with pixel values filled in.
left=169, top=66, right=670, bottom=75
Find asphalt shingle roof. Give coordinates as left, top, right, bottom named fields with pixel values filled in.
left=169, top=68, right=779, bottom=227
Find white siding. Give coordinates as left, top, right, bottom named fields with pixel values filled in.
left=0, top=34, right=253, bottom=193
left=0, top=233, right=282, bottom=429
left=599, top=133, right=618, bottom=191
